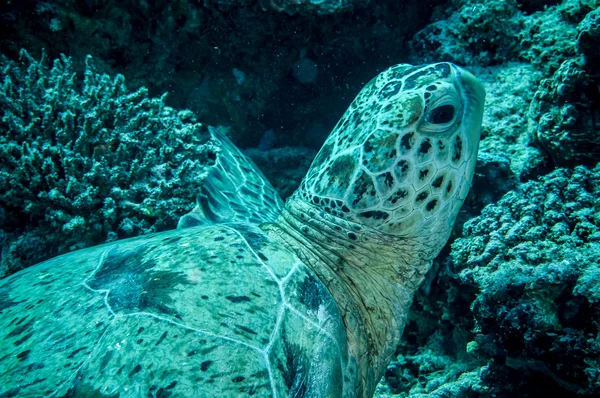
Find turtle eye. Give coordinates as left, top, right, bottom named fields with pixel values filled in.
left=427, top=104, right=455, bottom=124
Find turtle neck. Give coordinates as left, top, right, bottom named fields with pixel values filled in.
left=264, top=197, right=434, bottom=397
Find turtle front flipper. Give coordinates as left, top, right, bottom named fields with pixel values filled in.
left=178, top=127, right=284, bottom=228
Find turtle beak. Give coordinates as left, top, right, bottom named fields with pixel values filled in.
left=451, top=65, right=486, bottom=202
left=456, top=67, right=486, bottom=143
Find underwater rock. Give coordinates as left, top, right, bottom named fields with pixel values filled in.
left=383, top=164, right=600, bottom=397
left=528, top=57, right=600, bottom=166
left=517, top=0, right=590, bottom=76
left=451, top=165, right=600, bottom=396
left=410, top=0, right=524, bottom=66
left=0, top=51, right=217, bottom=277
left=411, top=0, right=595, bottom=76
left=471, top=63, right=547, bottom=182
left=577, top=6, right=600, bottom=68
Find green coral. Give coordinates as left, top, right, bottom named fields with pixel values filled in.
left=0, top=50, right=217, bottom=277
left=452, top=165, right=600, bottom=396
left=528, top=58, right=600, bottom=166
left=384, top=164, right=600, bottom=397
left=409, top=0, right=525, bottom=66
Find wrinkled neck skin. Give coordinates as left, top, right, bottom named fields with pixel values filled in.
left=265, top=198, right=440, bottom=397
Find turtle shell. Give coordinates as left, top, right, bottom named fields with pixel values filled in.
left=0, top=223, right=358, bottom=396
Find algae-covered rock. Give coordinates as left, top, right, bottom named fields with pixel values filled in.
left=410, top=0, right=524, bottom=66
left=528, top=57, right=600, bottom=166
left=0, top=51, right=217, bottom=277
left=452, top=164, right=600, bottom=396
left=577, top=6, right=600, bottom=66
left=383, top=164, right=600, bottom=397
left=517, top=0, right=592, bottom=76
left=473, top=63, right=547, bottom=181
left=411, top=0, right=596, bottom=75
left=525, top=4, right=600, bottom=166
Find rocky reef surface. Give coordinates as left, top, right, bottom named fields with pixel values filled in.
left=1, top=0, right=599, bottom=396
left=381, top=165, right=600, bottom=396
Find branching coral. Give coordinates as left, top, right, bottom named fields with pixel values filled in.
left=0, top=50, right=217, bottom=277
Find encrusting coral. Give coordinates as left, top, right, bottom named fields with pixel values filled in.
left=382, top=164, right=600, bottom=397
left=453, top=164, right=600, bottom=395
left=528, top=5, right=600, bottom=166
left=0, top=50, right=217, bottom=277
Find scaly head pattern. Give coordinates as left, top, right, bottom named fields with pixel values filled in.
left=293, top=62, right=485, bottom=250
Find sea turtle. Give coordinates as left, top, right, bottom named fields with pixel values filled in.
left=0, top=62, right=484, bottom=397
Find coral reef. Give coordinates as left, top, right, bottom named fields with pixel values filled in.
left=454, top=164, right=600, bottom=396
left=528, top=5, right=600, bottom=166
left=528, top=58, right=600, bottom=166
left=472, top=62, right=546, bottom=181
left=385, top=165, right=600, bottom=397
left=410, top=0, right=525, bottom=66
left=0, top=51, right=217, bottom=277
left=410, top=0, right=595, bottom=74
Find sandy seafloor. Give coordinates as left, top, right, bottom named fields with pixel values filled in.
left=1, top=0, right=599, bottom=396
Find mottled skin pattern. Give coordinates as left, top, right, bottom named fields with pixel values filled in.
left=271, top=63, right=485, bottom=396
left=0, top=63, right=484, bottom=397
left=0, top=225, right=352, bottom=396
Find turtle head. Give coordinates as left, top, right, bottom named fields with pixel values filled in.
left=278, top=63, right=484, bottom=394
left=293, top=62, right=485, bottom=249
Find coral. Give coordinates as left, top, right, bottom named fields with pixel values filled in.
left=525, top=4, right=600, bottom=166
left=0, top=50, right=217, bottom=277
left=451, top=164, right=600, bottom=396
left=384, top=164, right=600, bottom=397
left=528, top=58, right=600, bottom=166
left=411, top=0, right=595, bottom=75
left=473, top=63, right=547, bottom=181
left=410, top=0, right=524, bottom=66
left=517, top=0, right=592, bottom=76
left=577, top=6, right=600, bottom=67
